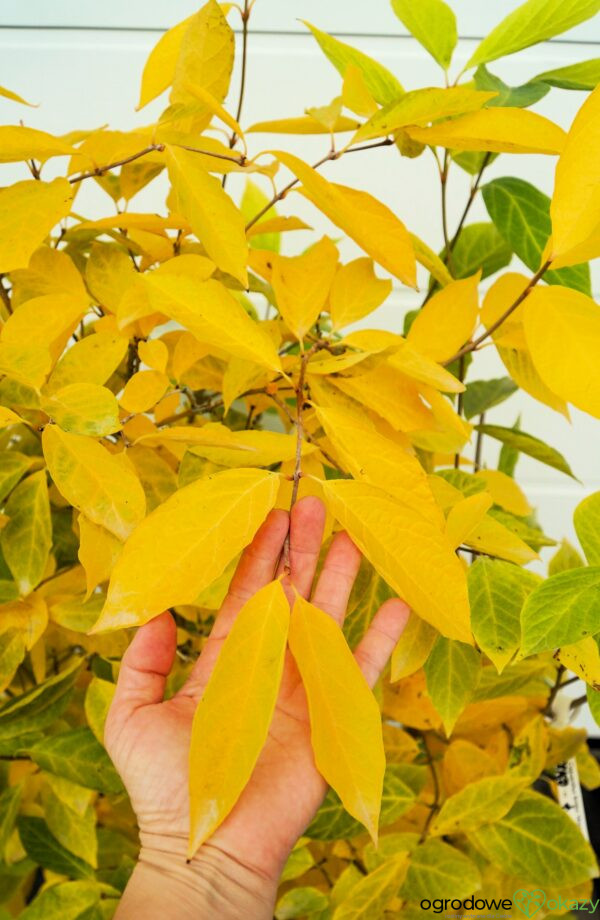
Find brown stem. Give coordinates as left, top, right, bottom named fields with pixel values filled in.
left=69, top=144, right=165, bottom=184
left=230, top=0, right=250, bottom=149
left=453, top=354, right=466, bottom=469
left=440, top=151, right=452, bottom=271
left=544, top=664, right=566, bottom=717
left=267, top=390, right=342, bottom=472
left=447, top=151, right=491, bottom=259
left=473, top=411, right=485, bottom=472
left=443, top=259, right=552, bottom=366
left=281, top=349, right=312, bottom=573
left=419, top=734, right=441, bottom=843
left=175, top=143, right=245, bottom=165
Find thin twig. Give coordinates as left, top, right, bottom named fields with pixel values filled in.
left=443, top=259, right=552, bottom=366
left=440, top=151, right=451, bottom=270
left=447, top=151, right=491, bottom=259
left=544, top=665, right=566, bottom=717
left=419, top=734, right=441, bottom=843
left=453, top=354, right=466, bottom=469
left=69, top=144, right=165, bottom=184
left=174, top=143, right=245, bottom=165
left=473, top=411, right=485, bottom=472
left=281, top=348, right=312, bottom=573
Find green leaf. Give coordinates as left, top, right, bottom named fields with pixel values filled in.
left=0, top=628, right=26, bottom=693
left=362, top=832, right=420, bottom=872
left=587, top=686, right=600, bottom=728
left=443, top=222, right=512, bottom=280
left=281, top=845, right=316, bottom=883
left=0, top=783, right=21, bottom=859
left=344, top=568, right=394, bottom=649
left=400, top=838, right=481, bottom=900
left=451, top=150, right=498, bottom=176
left=302, top=21, right=403, bottom=105
left=574, top=491, right=600, bottom=565
left=548, top=539, right=585, bottom=575
left=42, top=774, right=97, bottom=867
left=469, top=790, right=598, bottom=886
left=474, top=65, right=550, bottom=108
left=533, top=58, right=600, bottom=90
left=468, top=558, right=541, bottom=672
left=466, top=0, right=600, bottom=68
left=333, top=853, right=409, bottom=919
left=306, top=765, right=422, bottom=840
left=430, top=774, right=528, bottom=836
left=0, top=451, right=33, bottom=503
left=275, top=887, right=330, bottom=920
left=463, top=377, right=518, bottom=420
left=17, top=815, right=95, bottom=879
left=482, top=177, right=591, bottom=293
left=390, top=0, right=457, bottom=69
left=20, top=882, right=100, bottom=920
left=29, top=727, right=124, bottom=794
left=521, top=567, right=600, bottom=655
left=488, top=509, right=557, bottom=552
left=498, top=416, right=521, bottom=478
left=41, top=383, right=121, bottom=438
left=424, top=637, right=481, bottom=734
left=0, top=657, right=83, bottom=742
left=436, top=469, right=487, bottom=497
left=472, top=658, right=549, bottom=700
left=476, top=424, right=577, bottom=479
left=1, top=470, right=52, bottom=595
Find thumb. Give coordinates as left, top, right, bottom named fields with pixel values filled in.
left=109, top=611, right=177, bottom=724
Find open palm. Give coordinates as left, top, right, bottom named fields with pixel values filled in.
left=104, top=496, right=409, bottom=884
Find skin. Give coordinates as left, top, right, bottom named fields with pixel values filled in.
left=105, top=496, right=410, bottom=919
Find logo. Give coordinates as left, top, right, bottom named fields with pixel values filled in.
left=513, top=890, right=546, bottom=918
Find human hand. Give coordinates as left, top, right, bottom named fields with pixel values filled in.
left=105, top=496, right=409, bottom=919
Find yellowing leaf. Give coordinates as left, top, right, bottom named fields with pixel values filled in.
left=322, top=479, right=471, bottom=642
left=45, top=332, right=127, bottom=395
left=474, top=469, right=532, bottom=516
left=42, top=384, right=120, bottom=437
left=408, top=274, right=480, bottom=363
left=92, top=469, right=279, bottom=631
left=170, top=0, right=234, bottom=111
left=445, top=492, right=493, bottom=549
left=464, top=513, right=539, bottom=565
left=557, top=636, right=600, bottom=688
left=274, top=151, right=416, bottom=287
left=166, top=145, right=247, bottom=285
left=0, top=126, right=74, bottom=163
left=0, top=342, right=50, bottom=389
left=119, top=370, right=169, bottom=415
left=443, top=739, right=501, bottom=794
left=271, top=237, right=338, bottom=339
left=0, top=178, right=73, bottom=273
left=144, top=273, right=281, bottom=371
left=2, top=293, right=85, bottom=366
left=314, top=404, right=444, bottom=527
left=138, top=338, right=168, bottom=373
left=351, top=87, right=495, bottom=145
left=137, top=13, right=194, bottom=109
left=333, top=854, right=409, bottom=920
left=188, top=426, right=316, bottom=468
left=524, top=285, right=600, bottom=418
left=85, top=243, right=137, bottom=314
left=84, top=676, right=116, bottom=744
left=329, top=258, right=392, bottom=331
left=387, top=340, right=465, bottom=393
left=188, top=579, right=289, bottom=856
left=391, top=0, right=457, bottom=69
left=430, top=774, right=527, bottom=836
left=1, top=471, right=51, bottom=596
left=390, top=612, right=437, bottom=681
left=331, top=363, right=434, bottom=432
left=405, top=108, right=566, bottom=154
left=42, top=426, right=145, bottom=541
left=0, top=407, right=24, bottom=429
left=342, top=64, right=378, bottom=117
left=77, top=515, right=122, bottom=599
left=289, top=594, right=385, bottom=843
left=574, top=491, right=600, bottom=565
left=247, top=114, right=360, bottom=135
left=424, top=636, right=481, bottom=734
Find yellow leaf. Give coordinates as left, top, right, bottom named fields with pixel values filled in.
left=144, top=273, right=281, bottom=371
left=273, top=151, right=416, bottom=287
left=247, top=114, right=360, bottom=134
left=550, top=83, right=600, bottom=258
left=119, top=370, right=169, bottom=415
left=1, top=471, right=52, bottom=595
left=138, top=338, right=168, bottom=373
left=42, top=383, right=121, bottom=438
left=289, top=594, right=385, bottom=843
left=0, top=595, right=48, bottom=650
left=548, top=224, right=600, bottom=269
left=272, top=237, right=338, bottom=339
left=387, top=340, right=465, bottom=393
left=510, top=715, right=548, bottom=781
left=557, top=637, right=600, bottom=688
left=383, top=671, right=442, bottom=730
left=0, top=407, right=24, bottom=429
left=314, top=404, right=444, bottom=527
left=406, top=107, right=565, bottom=154
left=329, top=258, right=392, bottom=331
left=77, top=514, right=122, bottom=600
left=188, top=580, right=289, bottom=856
left=443, top=739, right=501, bottom=795
left=445, top=493, right=493, bottom=550
left=390, top=612, right=438, bottom=681
left=92, top=468, right=279, bottom=631
left=331, top=363, right=434, bottom=432
left=474, top=469, right=532, bottom=516
left=0, top=84, right=35, bottom=106
left=407, top=273, right=480, bottom=363
left=86, top=243, right=138, bottom=314
left=333, top=853, right=409, bottom=920
left=0, top=178, right=73, bottom=273
left=182, top=82, right=244, bottom=142
left=481, top=273, right=568, bottom=415
left=166, top=145, right=248, bottom=285
left=45, top=331, right=127, bottom=395
left=2, top=293, right=85, bottom=366
left=0, top=342, right=51, bottom=390
left=0, top=126, right=74, bottom=163
left=342, top=64, right=378, bottom=117
left=170, top=0, right=234, bottom=112
left=188, top=427, right=316, bottom=468
left=246, top=216, right=311, bottom=240
left=429, top=774, right=528, bottom=836
left=410, top=233, right=454, bottom=288
left=137, top=14, right=195, bottom=109
left=411, top=386, right=472, bottom=454
left=322, top=479, right=472, bottom=643
left=350, top=87, right=497, bottom=145
left=10, top=246, right=87, bottom=308
left=42, top=426, right=146, bottom=541
left=464, top=514, right=539, bottom=565
left=524, top=285, right=600, bottom=418
left=134, top=424, right=248, bottom=452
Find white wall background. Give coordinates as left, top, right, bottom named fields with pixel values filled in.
left=0, top=2, right=598, bottom=726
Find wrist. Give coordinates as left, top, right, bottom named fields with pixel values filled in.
left=116, top=833, right=278, bottom=920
